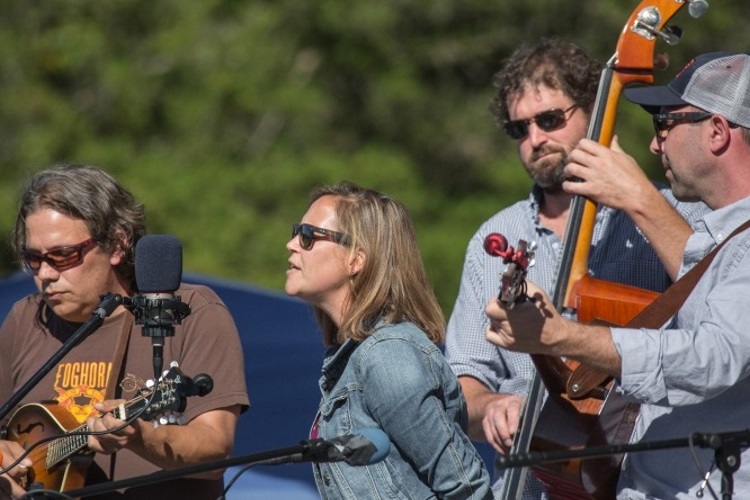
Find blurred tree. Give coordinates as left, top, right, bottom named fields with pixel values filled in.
left=0, top=0, right=747, bottom=314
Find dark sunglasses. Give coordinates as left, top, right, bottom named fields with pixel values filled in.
left=292, top=223, right=349, bottom=250
left=652, top=112, right=713, bottom=139
left=21, top=237, right=98, bottom=271
left=503, top=104, right=578, bottom=139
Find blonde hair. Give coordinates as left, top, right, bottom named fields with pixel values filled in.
left=309, top=182, right=444, bottom=346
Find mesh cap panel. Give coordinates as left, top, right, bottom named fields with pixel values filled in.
left=683, top=54, right=750, bottom=128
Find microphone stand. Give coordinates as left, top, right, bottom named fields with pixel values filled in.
left=497, top=430, right=750, bottom=500
left=61, top=439, right=344, bottom=498
left=0, top=293, right=123, bottom=422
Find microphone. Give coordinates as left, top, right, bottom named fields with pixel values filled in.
left=255, top=428, right=391, bottom=467
left=127, top=235, right=191, bottom=376
left=302, top=428, right=390, bottom=466
left=688, top=0, right=709, bottom=18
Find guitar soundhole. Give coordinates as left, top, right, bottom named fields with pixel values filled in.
left=16, top=421, right=45, bottom=438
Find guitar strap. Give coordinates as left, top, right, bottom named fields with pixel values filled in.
left=105, top=312, right=133, bottom=401
left=102, top=312, right=133, bottom=480
left=567, top=218, right=750, bottom=397
left=626, top=218, right=750, bottom=328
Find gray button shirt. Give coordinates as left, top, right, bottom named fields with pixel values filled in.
left=615, top=195, right=750, bottom=498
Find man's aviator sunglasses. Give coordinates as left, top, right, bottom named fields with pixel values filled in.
left=503, top=105, right=578, bottom=140
left=292, top=223, right=349, bottom=250
left=21, top=237, right=98, bottom=271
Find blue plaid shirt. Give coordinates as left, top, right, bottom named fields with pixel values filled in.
left=445, top=184, right=708, bottom=498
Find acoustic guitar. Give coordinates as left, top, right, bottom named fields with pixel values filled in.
left=2, top=365, right=195, bottom=493
left=484, top=233, right=542, bottom=498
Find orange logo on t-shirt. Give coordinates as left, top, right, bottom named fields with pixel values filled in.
left=53, top=362, right=113, bottom=424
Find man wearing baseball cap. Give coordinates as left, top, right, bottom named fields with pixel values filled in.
left=483, top=51, right=750, bottom=498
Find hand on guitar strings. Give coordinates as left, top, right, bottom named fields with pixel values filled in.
left=0, top=441, right=32, bottom=499
left=0, top=377, right=175, bottom=492
left=86, top=400, right=140, bottom=455
left=484, top=280, right=557, bottom=356
left=0, top=403, right=146, bottom=498
left=84, top=368, right=189, bottom=455
left=485, top=280, right=622, bottom=377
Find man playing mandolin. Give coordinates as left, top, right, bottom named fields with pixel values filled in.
left=0, top=164, right=248, bottom=498
left=486, top=51, right=750, bottom=498
left=444, top=39, right=707, bottom=498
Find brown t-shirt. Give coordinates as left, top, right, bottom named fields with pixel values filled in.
left=0, top=284, right=250, bottom=499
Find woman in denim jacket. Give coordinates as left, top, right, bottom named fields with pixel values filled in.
left=285, top=181, right=492, bottom=499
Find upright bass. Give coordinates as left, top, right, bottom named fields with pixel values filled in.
left=500, top=1, right=710, bottom=499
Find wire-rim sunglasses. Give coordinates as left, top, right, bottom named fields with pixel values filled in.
left=503, top=105, right=578, bottom=140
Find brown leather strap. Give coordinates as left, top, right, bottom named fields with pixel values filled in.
left=567, top=218, right=750, bottom=398
left=105, top=312, right=133, bottom=400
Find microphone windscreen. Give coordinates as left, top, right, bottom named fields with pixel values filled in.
left=135, top=235, right=183, bottom=293
left=688, top=0, right=708, bottom=18
left=354, top=428, right=390, bottom=464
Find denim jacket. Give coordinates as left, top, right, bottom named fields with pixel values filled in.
left=312, top=321, right=492, bottom=499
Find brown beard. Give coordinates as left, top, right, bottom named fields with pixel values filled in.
left=526, top=146, right=568, bottom=191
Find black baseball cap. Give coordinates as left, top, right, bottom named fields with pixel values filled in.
left=624, top=51, right=750, bottom=128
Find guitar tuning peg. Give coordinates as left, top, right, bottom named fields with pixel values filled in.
left=152, top=420, right=160, bottom=429
left=145, top=379, right=155, bottom=388
left=159, top=415, right=169, bottom=426
left=170, top=361, right=179, bottom=368
left=177, top=415, right=186, bottom=425
left=168, top=413, right=177, bottom=424
left=527, top=241, right=537, bottom=268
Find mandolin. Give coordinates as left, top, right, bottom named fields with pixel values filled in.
left=2, top=364, right=204, bottom=493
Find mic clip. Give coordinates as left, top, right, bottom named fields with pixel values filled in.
left=94, top=293, right=126, bottom=319
left=124, top=296, right=191, bottom=338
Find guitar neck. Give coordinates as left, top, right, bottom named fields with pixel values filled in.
left=500, top=373, right=545, bottom=499
left=45, top=396, right=144, bottom=469
left=552, top=62, right=618, bottom=312
left=46, top=422, right=91, bottom=469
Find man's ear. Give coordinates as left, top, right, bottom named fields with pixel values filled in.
left=708, top=115, right=733, bottom=154
left=109, top=229, right=129, bottom=266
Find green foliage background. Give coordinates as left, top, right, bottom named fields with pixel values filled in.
left=1, top=0, right=747, bottom=314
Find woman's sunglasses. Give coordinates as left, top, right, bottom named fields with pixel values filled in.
left=503, top=105, right=578, bottom=140
left=21, top=237, right=98, bottom=271
left=292, top=223, right=349, bottom=250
